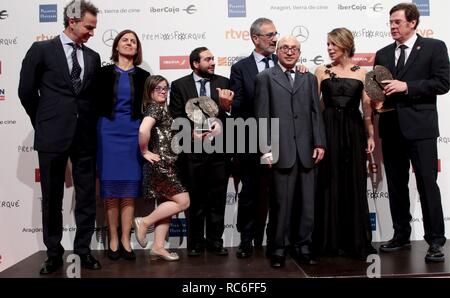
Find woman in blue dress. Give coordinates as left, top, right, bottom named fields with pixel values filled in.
left=96, top=30, right=150, bottom=260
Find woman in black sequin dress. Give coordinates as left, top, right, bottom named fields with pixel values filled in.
left=133, top=75, right=189, bottom=261
left=313, top=28, right=377, bottom=260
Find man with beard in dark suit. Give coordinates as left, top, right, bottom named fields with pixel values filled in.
left=169, top=47, right=234, bottom=257
left=374, top=3, right=449, bottom=262
left=18, top=0, right=101, bottom=274
left=229, top=18, right=279, bottom=259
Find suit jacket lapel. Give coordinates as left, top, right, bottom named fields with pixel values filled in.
left=397, top=34, right=422, bottom=79
left=272, top=65, right=293, bottom=93
left=186, top=74, right=199, bottom=100
left=79, top=46, right=92, bottom=92
left=52, top=36, right=73, bottom=90
left=387, top=42, right=397, bottom=76
left=292, top=72, right=306, bottom=95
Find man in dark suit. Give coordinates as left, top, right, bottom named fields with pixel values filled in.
left=169, top=47, right=234, bottom=257
left=18, top=0, right=101, bottom=274
left=230, top=18, right=279, bottom=258
left=374, top=3, right=449, bottom=262
left=254, top=36, right=326, bottom=268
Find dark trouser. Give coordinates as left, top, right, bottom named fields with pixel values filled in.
left=236, top=154, right=270, bottom=245
left=269, top=157, right=316, bottom=256
left=382, top=135, right=446, bottom=246
left=38, top=143, right=96, bottom=258
left=185, top=155, right=230, bottom=249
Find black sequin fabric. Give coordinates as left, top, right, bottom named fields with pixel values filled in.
left=142, top=101, right=187, bottom=201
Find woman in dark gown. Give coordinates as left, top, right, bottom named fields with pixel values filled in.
left=133, top=75, right=190, bottom=261
left=314, top=28, right=376, bottom=260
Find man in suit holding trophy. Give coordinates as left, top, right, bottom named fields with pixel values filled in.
left=372, top=2, right=449, bottom=262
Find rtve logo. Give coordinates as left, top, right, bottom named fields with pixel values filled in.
left=225, top=29, right=250, bottom=41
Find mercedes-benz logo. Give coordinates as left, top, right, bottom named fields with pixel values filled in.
left=102, top=29, right=118, bottom=47
left=183, top=4, right=197, bottom=14
left=291, top=25, right=309, bottom=43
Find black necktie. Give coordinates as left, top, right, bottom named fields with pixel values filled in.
left=285, top=69, right=294, bottom=88
left=69, top=43, right=82, bottom=94
left=396, top=44, right=408, bottom=75
left=199, top=79, right=208, bottom=96
left=262, top=56, right=271, bottom=69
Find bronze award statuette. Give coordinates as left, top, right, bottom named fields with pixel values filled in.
left=365, top=65, right=395, bottom=113
left=185, top=96, right=219, bottom=132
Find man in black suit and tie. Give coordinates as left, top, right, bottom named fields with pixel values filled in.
left=254, top=36, right=326, bottom=268
left=169, top=47, right=234, bottom=257
left=374, top=3, right=449, bottom=262
left=18, top=0, right=101, bottom=274
left=230, top=18, right=279, bottom=258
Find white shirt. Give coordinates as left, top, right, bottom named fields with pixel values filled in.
left=192, top=72, right=211, bottom=97
left=253, top=51, right=275, bottom=73
left=60, top=32, right=85, bottom=82
left=395, top=33, right=417, bottom=66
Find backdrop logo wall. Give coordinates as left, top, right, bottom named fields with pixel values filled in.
left=149, top=4, right=197, bottom=15
left=218, top=56, right=245, bottom=67
left=102, top=29, right=118, bottom=47
left=0, top=60, right=2, bottom=75
left=291, top=25, right=309, bottom=43
left=413, top=0, right=430, bottom=16
left=0, top=10, right=8, bottom=20
left=228, top=0, right=246, bottom=17
left=0, top=88, right=5, bottom=100
left=169, top=218, right=187, bottom=237
left=370, top=213, right=377, bottom=231
left=39, top=4, right=57, bottom=23
left=36, top=34, right=56, bottom=41
left=225, top=28, right=250, bottom=40
left=160, top=56, right=190, bottom=70
left=309, top=55, right=324, bottom=65
left=352, top=53, right=376, bottom=66
left=337, top=3, right=383, bottom=12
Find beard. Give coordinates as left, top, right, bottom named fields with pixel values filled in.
left=197, top=67, right=214, bottom=78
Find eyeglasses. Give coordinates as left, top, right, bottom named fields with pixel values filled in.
left=389, top=20, right=410, bottom=27
left=257, top=32, right=280, bottom=40
left=154, top=86, right=170, bottom=93
left=278, top=46, right=300, bottom=54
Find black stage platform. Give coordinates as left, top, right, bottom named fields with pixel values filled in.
left=1, top=241, right=449, bottom=278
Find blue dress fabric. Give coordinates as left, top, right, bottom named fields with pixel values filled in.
left=97, top=66, right=142, bottom=199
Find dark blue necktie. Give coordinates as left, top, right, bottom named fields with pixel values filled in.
left=199, top=79, right=208, bottom=96
left=396, top=44, right=408, bottom=76
left=262, top=56, right=271, bottom=69
left=69, top=43, right=82, bottom=94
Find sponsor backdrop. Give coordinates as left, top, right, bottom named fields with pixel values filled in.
left=0, top=0, right=449, bottom=271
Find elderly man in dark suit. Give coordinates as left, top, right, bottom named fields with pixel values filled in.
left=254, top=36, right=326, bottom=268
left=374, top=3, right=449, bottom=262
left=18, top=0, right=101, bottom=274
left=169, top=47, right=234, bottom=257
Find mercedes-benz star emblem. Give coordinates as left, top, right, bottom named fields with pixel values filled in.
left=102, top=29, right=118, bottom=47
left=291, top=25, right=309, bottom=43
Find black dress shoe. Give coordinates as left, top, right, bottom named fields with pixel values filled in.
left=294, top=253, right=318, bottom=265
left=379, top=238, right=411, bottom=252
left=236, top=243, right=253, bottom=259
left=78, top=254, right=102, bottom=270
left=425, top=244, right=445, bottom=262
left=270, top=255, right=285, bottom=268
left=39, top=257, right=63, bottom=274
left=119, top=242, right=136, bottom=260
left=207, top=245, right=229, bottom=256
left=187, top=248, right=203, bottom=257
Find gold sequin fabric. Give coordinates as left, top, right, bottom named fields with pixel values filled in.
left=142, top=101, right=187, bottom=201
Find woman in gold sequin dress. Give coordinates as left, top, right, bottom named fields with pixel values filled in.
left=133, top=75, right=190, bottom=261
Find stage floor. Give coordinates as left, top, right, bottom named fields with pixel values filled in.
left=1, top=241, right=449, bottom=278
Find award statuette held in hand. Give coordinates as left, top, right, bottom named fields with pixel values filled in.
left=365, top=65, right=394, bottom=113
left=185, top=96, right=219, bottom=132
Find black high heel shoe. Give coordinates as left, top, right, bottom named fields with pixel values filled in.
left=120, top=242, right=136, bottom=260
left=107, top=242, right=121, bottom=261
